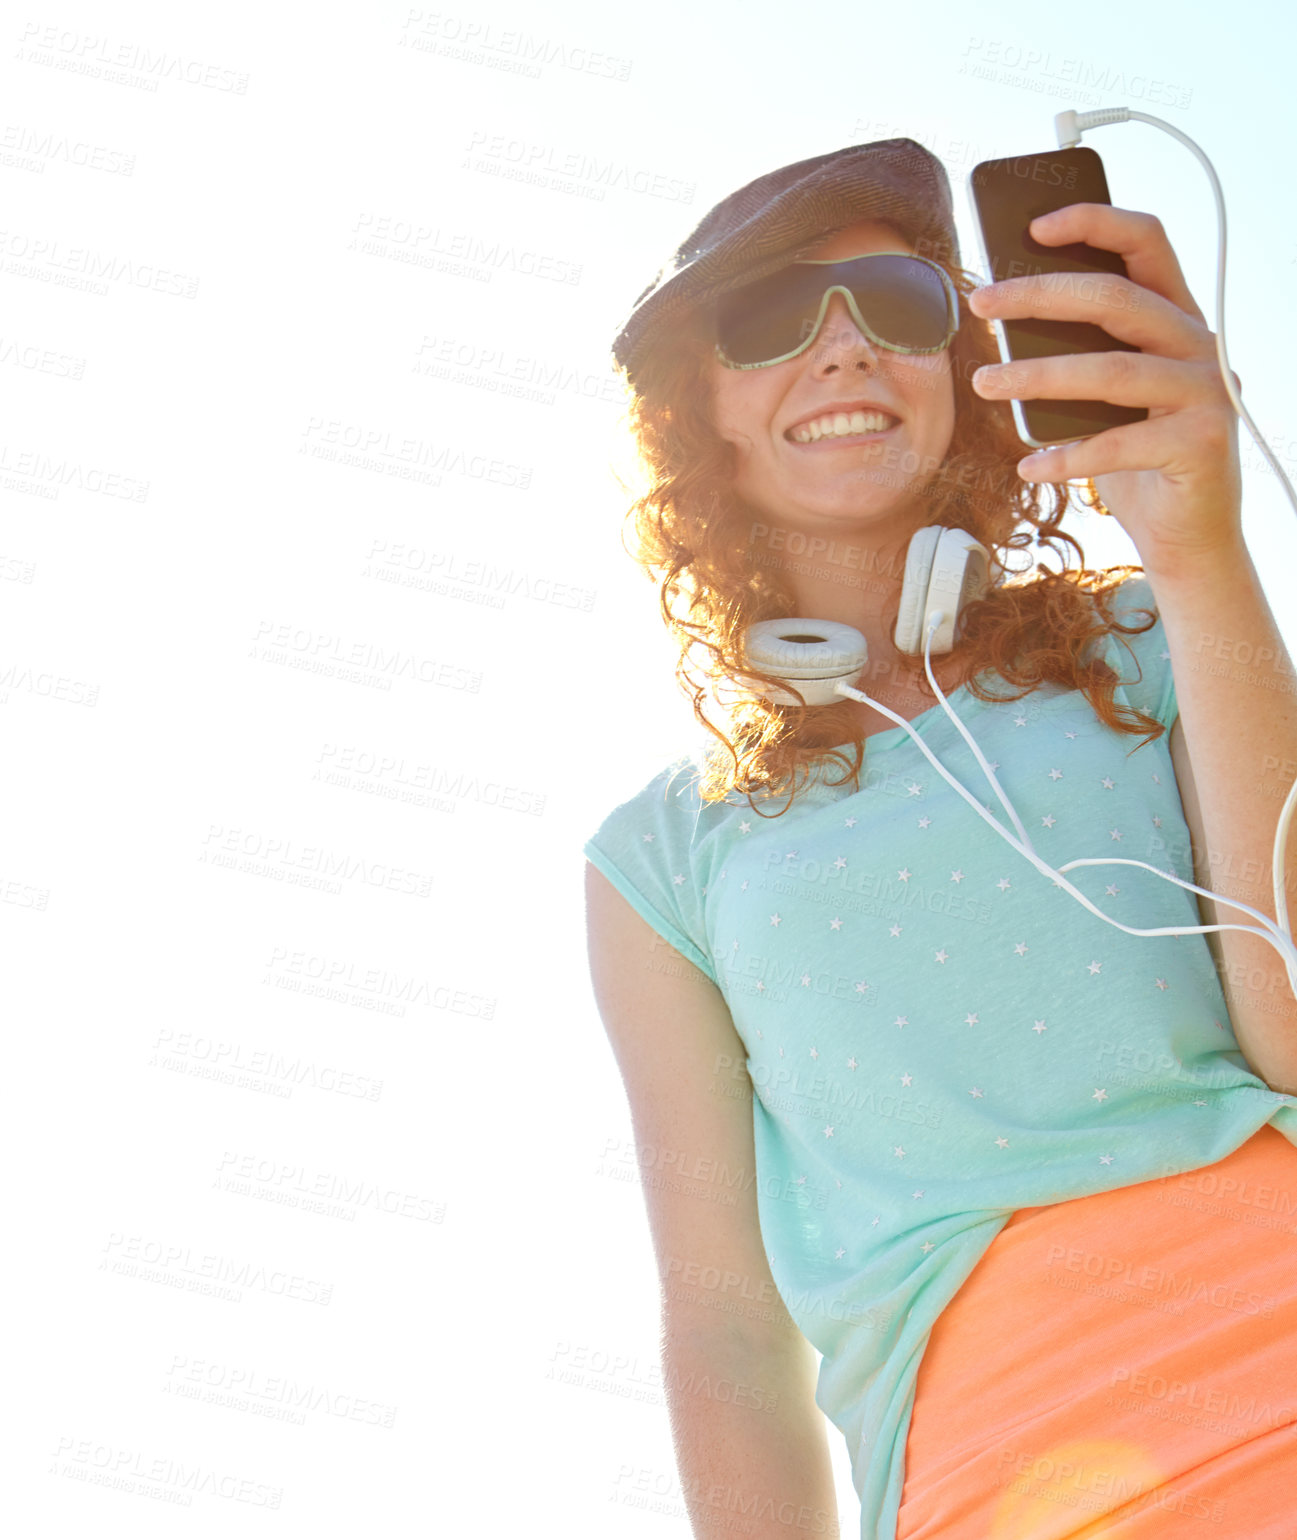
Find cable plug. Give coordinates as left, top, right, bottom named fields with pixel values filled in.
left=1055, top=107, right=1132, bottom=148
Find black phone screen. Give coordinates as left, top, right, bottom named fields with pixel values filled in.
left=969, top=147, right=1148, bottom=448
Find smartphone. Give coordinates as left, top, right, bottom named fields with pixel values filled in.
left=968, top=147, right=1148, bottom=449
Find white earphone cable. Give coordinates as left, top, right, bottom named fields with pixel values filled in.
left=1056, top=109, right=1297, bottom=520
left=836, top=618, right=1297, bottom=989
left=1053, top=105, right=1297, bottom=978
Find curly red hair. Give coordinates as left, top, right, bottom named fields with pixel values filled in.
left=610, top=254, right=1163, bottom=816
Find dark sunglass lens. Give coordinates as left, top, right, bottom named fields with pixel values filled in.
left=715, top=268, right=818, bottom=366
left=854, top=256, right=950, bottom=349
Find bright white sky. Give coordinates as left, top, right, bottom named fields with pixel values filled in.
left=7, top=1, right=1296, bottom=1532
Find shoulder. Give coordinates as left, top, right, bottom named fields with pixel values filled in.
left=1092, top=570, right=1165, bottom=657
left=1091, top=570, right=1177, bottom=729
left=581, top=740, right=725, bottom=857
left=1101, top=571, right=1159, bottom=625
left=581, top=742, right=724, bottom=984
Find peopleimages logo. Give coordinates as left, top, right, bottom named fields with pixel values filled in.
left=400, top=12, right=632, bottom=81
left=1044, top=1244, right=1275, bottom=1317
left=18, top=23, right=250, bottom=93
left=464, top=130, right=695, bottom=204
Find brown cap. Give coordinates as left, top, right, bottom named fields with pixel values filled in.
left=613, top=138, right=960, bottom=391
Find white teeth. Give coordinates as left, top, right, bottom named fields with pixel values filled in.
left=791, top=410, right=894, bottom=443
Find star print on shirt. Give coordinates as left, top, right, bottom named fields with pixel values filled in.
left=969, top=1087, right=984, bottom=1098
left=964, top=1012, right=979, bottom=1026
left=1032, top=1020, right=1047, bottom=1033
left=906, top=782, right=923, bottom=797
left=855, top=980, right=869, bottom=995
left=918, top=816, right=931, bottom=829
left=1155, top=978, right=1169, bottom=990
left=893, top=1146, right=905, bottom=1159
left=1013, top=714, right=1027, bottom=727
left=830, top=917, right=843, bottom=931
left=833, top=856, right=847, bottom=869
left=950, top=870, right=965, bottom=883
left=921, top=1241, right=935, bottom=1254
left=809, top=1047, right=818, bottom=1060
left=1101, top=777, right=1115, bottom=789
left=1087, top=961, right=1102, bottom=975
left=642, top=832, right=655, bottom=842
left=894, top=1015, right=909, bottom=1028
left=823, top=1125, right=835, bottom=1138
left=835, top=1246, right=845, bottom=1260
left=1099, top=1154, right=1114, bottom=1165
left=672, top=873, right=685, bottom=886
left=1042, top=814, right=1056, bottom=828
left=847, top=1056, right=858, bottom=1070
left=845, top=815, right=858, bottom=827
left=1110, top=828, right=1123, bottom=841
left=1092, top=1088, right=1108, bottom=1101
left=1014, top=943, right=1028, bottom=956
left=738, top=821, right=751, bottom=834
left=1065, top=730, right=1078, bottom=739
left=770, top=913, right=781, bottom=926
left=1152, top=815, right=1162, bottom=828
left=900, top=1073, right=913, bottom=1086
left=934, top=949, right=948, bottom=963
left=889, top=924, right=902, bottom=938
left=996, top=878, right=1011, bottom=891
left=800, top=974, right=812, bottom=987
left=912, top=1190, right=925, bottom=1198
left=898, top=868, right=911, bottom=882
left=1048, top=768, right=1063, bottom=780
left=1105, top=884, right=1120, bottom=896
left=994, top=1137, right=1009, bottom=1149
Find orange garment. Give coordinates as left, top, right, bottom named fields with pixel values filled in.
left=896, top=1123, right=1297, bottom=1538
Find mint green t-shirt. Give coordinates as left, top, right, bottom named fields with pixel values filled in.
left=583, top=576, right=1297, bottom=1540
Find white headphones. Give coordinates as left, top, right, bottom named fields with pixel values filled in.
left=736, top=526, right=993, bottom=706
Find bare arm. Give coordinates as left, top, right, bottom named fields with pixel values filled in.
left=585, top=862, right=843, bottom=1538
left=662, top=1329, right=842, bottom=1540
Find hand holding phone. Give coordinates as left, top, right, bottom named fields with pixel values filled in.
left=969, top=147, right=1149, bottom=449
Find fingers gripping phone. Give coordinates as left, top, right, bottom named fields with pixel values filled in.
left=969, top=147, right=1149, bottom=449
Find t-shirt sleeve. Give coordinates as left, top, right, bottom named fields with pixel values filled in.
left=582, top=759, right=718, bottom=985
left=1100, top=574, right=1178, bottom=730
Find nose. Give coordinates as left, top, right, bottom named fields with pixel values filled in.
left=807, top=292, right=879, bottom=369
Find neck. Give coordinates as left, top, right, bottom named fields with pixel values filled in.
left=744, top=520, right=977, bottom=700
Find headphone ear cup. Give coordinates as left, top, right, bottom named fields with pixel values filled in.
left=735, top=618, right=869, bottom=707
left=893, top=526, right=941, bottom=656
left=894, top=527, right=993, bottom=655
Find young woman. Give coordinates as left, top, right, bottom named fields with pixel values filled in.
left=583, top=138, right=1297, bottom=1539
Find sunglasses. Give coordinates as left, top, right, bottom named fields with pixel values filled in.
left=713, top=251, right=960, bottom=370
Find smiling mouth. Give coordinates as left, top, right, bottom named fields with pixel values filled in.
left=786, top=409, right=899, bottom=444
